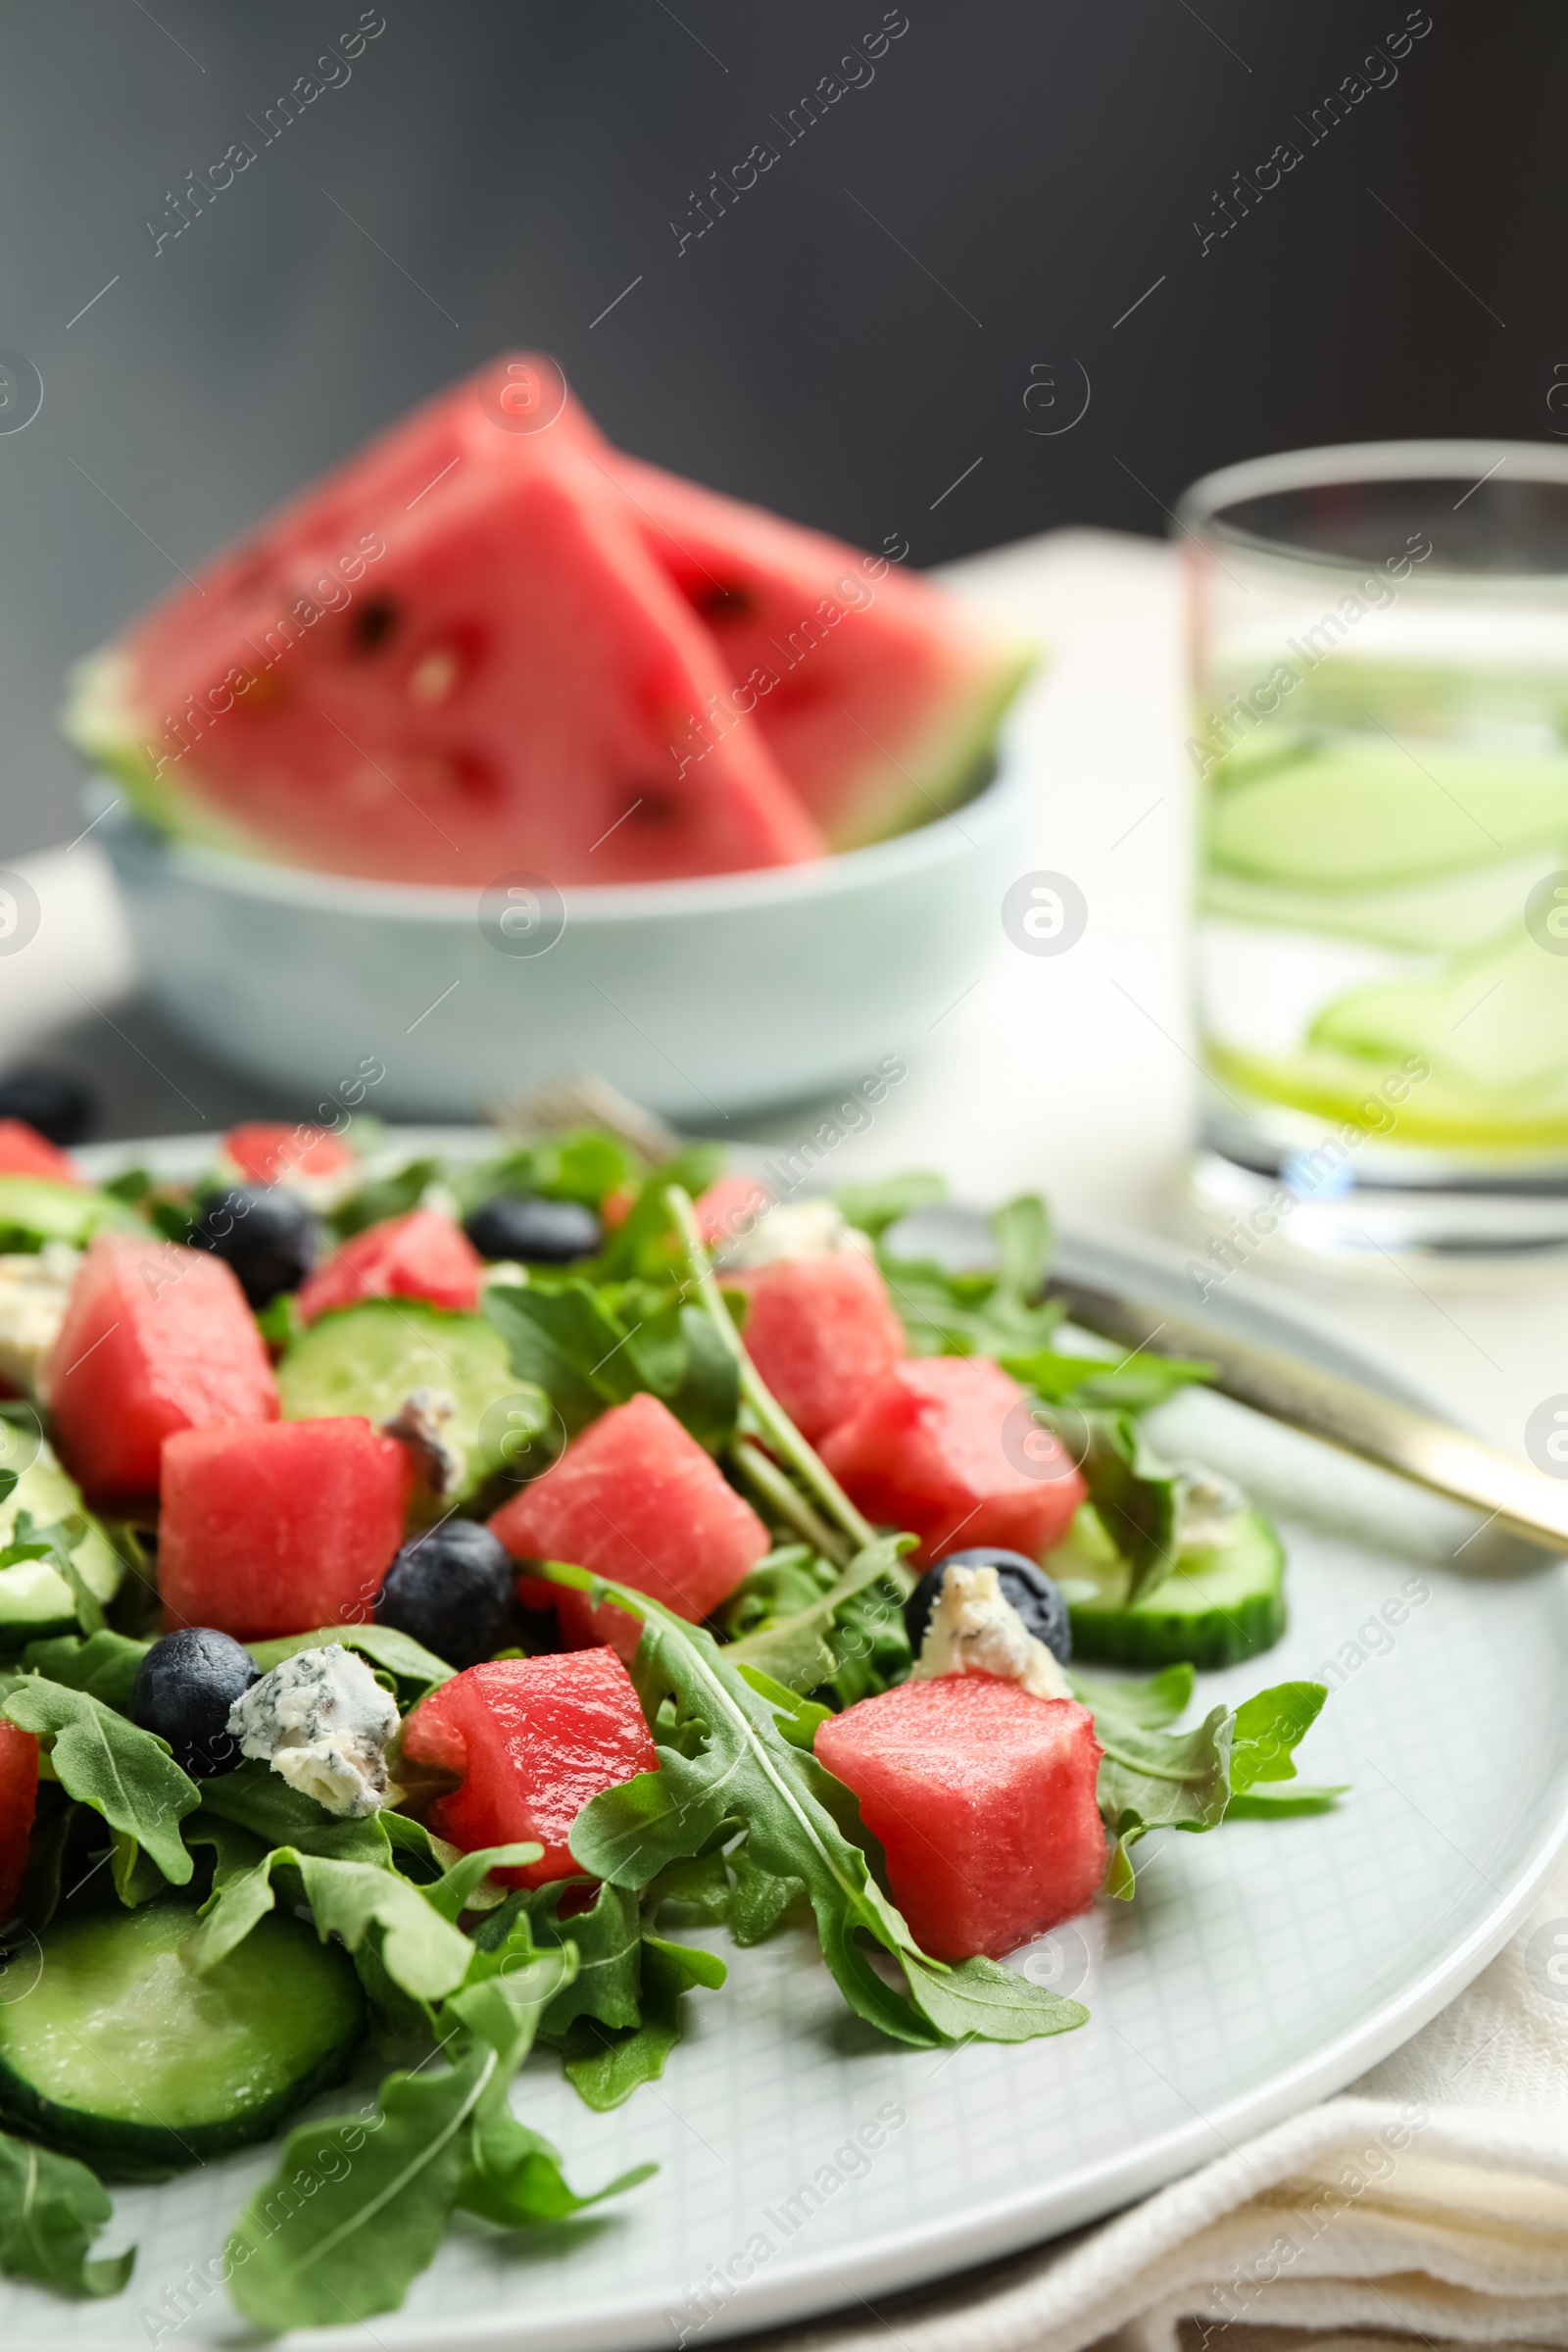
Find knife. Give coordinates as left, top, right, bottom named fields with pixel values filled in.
left=1045, top=1275, right=1568, bottom=1558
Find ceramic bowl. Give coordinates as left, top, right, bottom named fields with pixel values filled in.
left=91, top=747, right=1028, bottom=1121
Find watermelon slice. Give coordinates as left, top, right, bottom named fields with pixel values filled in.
left=47, top=1232, right=279, bottom=1502
left=401, top=1649, right=657, bottom=1888
left=159, top=1416, right=412, bottom=1640
left=725, top=1250, right=906, bottom=1444
left=819, top=1355, right=1087, bottom=1567
left=65, top=368, right=823, bottom=888
left=0, top=1121, right=79, bottom=1185
left=814, top=1675, right=1105, bottom=1961
left=489, top=1391, right=768, bottom=1640
left=0, top=1721, right=39, bottom=1925
left=295, top=1208, right=483, bottom=1322
left=608, top=453, right=1032, bottom=847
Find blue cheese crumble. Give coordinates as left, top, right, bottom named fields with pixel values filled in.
left=228, top=1643, right=398, bottom=1818
left=909, top=1563, right=1071, bottom=1701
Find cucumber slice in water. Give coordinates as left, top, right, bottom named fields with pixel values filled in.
left=0, top=1444, right=122, bottom=1636
left=1311, top=920, right=1568, bottom=1096
left=0, top=1903, right=364, bottom=2168
left=1207, top=741, right=1568, bottom=889
left=1054, top=1506, right=1286, bottom=1670
left=276, top=1297, right=536, bottom=1510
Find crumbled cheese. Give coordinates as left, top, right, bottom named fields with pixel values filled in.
left=910, top=1564, right=1072, bottom=1701
left=1173, top=1464, right=1247, bottom=1553
left=718, top=1198, right=873, bottom=1270
left=0, top=1245, right=80, bottom=1399
left=381, top=1385, right=463, bottom=1496
left=228, top=1644, right=398, bottom=1818
left=479, top=1259, right=528, bottom=1291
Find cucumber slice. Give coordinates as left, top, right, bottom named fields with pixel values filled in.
left=1311, top=920, right=1568, bottom=1096
left=0, top=1445, right=122, bottom=1636
left=1054, top=1507, right=1286, bottom=1670
left=276, top=1297, right=530, bottom=1511
left=1200, top=845, right=1565, bottom=955
left=1207, top=741, right=1568, bottom=888
left=1205, top=1035, right=1568, bottom=1152
left=0, top=1903, right=363, bottom=2168
left=0, top=1177, right=142, bottom=1252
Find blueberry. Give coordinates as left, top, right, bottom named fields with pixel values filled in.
left=132, top=1628, right=260, bottom=1777
left=0, top=1067, right=94, bottom=1147
left=191, top=1186, right=319, bottom=1307
left=374, top=1519, right=514, bottom=1668
left=463, top=1194, right=601, bottom=1265
left=904, top=1545, right=1072, bottom=1665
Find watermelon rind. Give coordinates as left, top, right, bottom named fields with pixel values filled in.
left=63, top=651, right=279, bottom=863
left=843, top=638, right=1037, bottom=852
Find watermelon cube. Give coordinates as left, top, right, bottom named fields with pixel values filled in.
left=223, top=1123, right=355, bottom=1189
left=0, top=1120, right=79, bottom=1185
left=47, top=1232, right=279, bottom=1502
left=727, top=1250, right=906, bottom=1443
left=819, top=1355, right=1086, bottom=1566
left=159, top=1417, right=412, bottom=1641
left=295, top=1207, right=482, bottom=1322
left=401, top=1649, right=658, bottom=1887
left=0, top=1720, right=39, bottom=1925
left=814, top=1675, right=1105, bottom=1960
left=489, top=1392, right=768, bottom=1632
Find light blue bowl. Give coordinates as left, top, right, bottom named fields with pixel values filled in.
left=91, top=748, right=1027, bottom=1122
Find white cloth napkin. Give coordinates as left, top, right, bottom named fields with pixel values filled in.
left=763, top=1865, right=1568, bottom=2352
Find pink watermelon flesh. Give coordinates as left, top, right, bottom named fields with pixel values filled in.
left=74, top=369, right=822, bottom=886
left=814, top=1675, right=1105, bottom=1961
left=296, top=1207, right=482, bottom=1322
left=158, top=1415, right=412, bottom=1641
left=818, top=1353, right=1087, bottom=1566
left=47, top=1232, right=279, bottom=1504
left=606, top=452, right=1030, bottom=848
left=726, top=1251, right=906, bottom=1443
left=489, top=1391, right=769, bottom=1635
left=402, top=1649, right=658, bottom=1887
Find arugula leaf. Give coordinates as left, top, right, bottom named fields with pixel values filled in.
left=195, top=1763, right=394, bottom=1863
left=1070, top=1662, right=1195, bottom=1729
left=877, top=1196, right=1065, bottom=1359
left=562, top=1934, right=727, bottom=2112
left=186, top=1843, right=487, bottom=2000
left=1229, top=1681, right=1329, bottom=1791
left=551, top=1564, right=1086, bottom=2050
left=1225, top=1783, right=1347, bottom=1818
left=830, top=1171, right=947, bottom=1240
left=455, top=1130, right=645, bottom=1219
left=329, top=1154, right=444, bottom=1240
left=247, top=1622, right=454, bottom=1699
left=1, top=1678, right=197, bottom=1887
left=423, top=1843, right=543, bottom=1923
left=483, top=1278, right=738, bottom=1452
left=723, top=1537, right=912, bottom=1700
left=1002, top=1346, right=1213, bottom=1413
left=0, top=2129, right=132, bottom=2297
left=483, top=1282, right=614, bottom=1435
left=21, top=1630, right=150, bottom=1714
left=469, top=1879, right=644, bottom=2037
left=1038, top=1409, right=1179, bottom=1604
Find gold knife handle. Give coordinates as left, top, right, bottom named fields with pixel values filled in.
left=1046, top=1279, right=1568, bottom=1556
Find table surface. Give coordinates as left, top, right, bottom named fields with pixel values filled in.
left=7, top=524, right=1567, bottom=1464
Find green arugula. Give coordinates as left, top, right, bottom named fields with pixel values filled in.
left=328, top=1154, right=444, bottom=1240
left=722, top=1537, right=913, bottom=1701
left=1002, top=1346, right=1213, bottom=1413
left=1089, top=1677, right=1333, bottom=1895
left=0, top=2129, right=132, bottom=2297
left=1226, top=1682, right=1345, bottom=1817
left=0, top=1676, right=197, bottom=1888
left=454, top=1129, right=647, bottom=1219
left=877, top=1195, right=1067, bottom=1358
left=549, top=1563, right=1086, bottom=2050
left=562, top=1935, right=727, bottom=2111
left=484, top=1278, right=738, bottom=1451
left=21, top=1631, right=150, bottom=1714
left=226, top=1952, right=652, bottom=2330
left=830, top=1171, right=948, bottom=1239
left=0, top=1511, right=104, bottom=1637
left=1047, top=1410, right=1180, bottom=1604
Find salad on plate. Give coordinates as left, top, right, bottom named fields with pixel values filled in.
left=0, top=1109, right=1335, bottom=2329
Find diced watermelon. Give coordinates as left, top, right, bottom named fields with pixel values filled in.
left=159, top=1416, right=411, bottom=1640
left=401, top=1649, right=657, bottom=1887
left=694, top=1171, right=772, bottom=1252
left=489, top=1392, right=768, bottom=1637
left=0, top=1720, right=39, bottom=1924
left=819, top=1355, right=1086, bottom=1567
left=726, top=1251, right=906, bottom=1443
left=295, top=1207, right=482, bottom=1322
left=814, top=1675, right=1105, bottom=1960
left=608, top=452, right=1031, bottom=848
left=223, top=1123, right=355, bottom=1188
left=47, top=1232, right=279, bottom=1502
left=0, top=1120, right=79, bottom=1185
left=66, top=365, right=822, bottom=887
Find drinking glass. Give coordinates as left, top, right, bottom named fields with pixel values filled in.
left=1179, top=440, right=1568, bottom=1270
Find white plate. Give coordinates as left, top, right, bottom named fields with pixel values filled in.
left=8, top=1136, right=1568, bottom=2352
